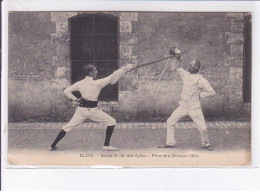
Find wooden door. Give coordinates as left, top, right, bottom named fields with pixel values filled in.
left=70, top=14, right=119, bottom=101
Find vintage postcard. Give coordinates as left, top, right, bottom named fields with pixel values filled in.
left=3, top=2, right=252, bottom=168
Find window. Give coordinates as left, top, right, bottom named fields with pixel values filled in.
left=243, top=14, right=252, bottom=104
left=69, top=14, right=119, bottom=101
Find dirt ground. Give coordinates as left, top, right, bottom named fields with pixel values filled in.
left=6, top=124, right=251, bottom=167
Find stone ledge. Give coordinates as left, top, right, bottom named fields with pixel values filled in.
left=120, top=44, right=133, bottom=57
left=230, top=67, right=242, bottom=78
left=57, top=44, right=69, bottom=56
left=227, top=67, right=243, bottom=90
left=224, top=55, right=243, bottom=67
left=56, top=22, right=68, bottom=33
left=226, top=33, right=244, bottom=44
left=231, top=21, right=244, bottom=33
left=52, top=56, right=58, bottom=66
left=56, top=67, right=68, bottom=78
left=120, top=33, right=138, bottom=44
left=52, top=56, right=70, bottom=67
left=51, top=12, right=78, bottom=22
left=231, top=44, right=243, bottom=56
left=224, top=58, right=243, bottom=67
left=120, top=21, right=132, bottom=33
left=225, top=13, right=244, bottom=21
left=120, top=12, right=138, bottom=22
left=229, top=89, right=243, bottom=101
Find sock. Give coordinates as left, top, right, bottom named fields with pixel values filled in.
left=104, top=125, right=115, bottom=146
left=51, top=129, right=67, bottom=148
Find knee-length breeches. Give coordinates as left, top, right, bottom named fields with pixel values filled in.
left=62, top=107, right=116, bottom=132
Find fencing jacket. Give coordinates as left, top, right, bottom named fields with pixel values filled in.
left=176, top=67, right=216, bottom=108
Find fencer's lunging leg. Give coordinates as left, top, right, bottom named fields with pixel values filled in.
left=199, top=129, right=210, bottom=146
left=50, top=129, right=67, bottom=149
left=166, top=120, right=176, bottom=146
left=87, top=109, right=118, bottom=151
left=189, top=108, right=213, bottom=150
left=49, top=107, right=87, bottom=151
left=104, top=125, right=115, bottom=146
left=166, top=106, right=188, bottom=146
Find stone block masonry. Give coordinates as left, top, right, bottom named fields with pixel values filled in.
left=8, top=121, right=251, bottom=130
left=224, top=12, right=246, bottom=113
left=8, top=12, right=250, bottom=121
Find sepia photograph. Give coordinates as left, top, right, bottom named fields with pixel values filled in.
left=3, top=0, right=260, bottom=191
left=1, top=0, right=257, bottom=171
left=5, top=10, right=252, bottom=167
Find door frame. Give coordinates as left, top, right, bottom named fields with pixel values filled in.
left=68, top=13, right=120, bottom=101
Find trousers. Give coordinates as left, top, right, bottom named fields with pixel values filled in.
left=63, top=107, right=116, bottom=132
left=166, top=105, right=209, bottom=146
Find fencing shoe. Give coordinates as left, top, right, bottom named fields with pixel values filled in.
left=203, top=144, right=213, bottom=151
left=158, top=144, right=175, bottom=148
left=48, top=146, right=57, bottom=151
left=103, top=146, right=119, bottom=151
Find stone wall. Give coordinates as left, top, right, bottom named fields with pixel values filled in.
left=8, top=12, right=250, bottom=122
left=8, top=12, right=56, bottom=121
left=224, top=13, right=248, bottom=117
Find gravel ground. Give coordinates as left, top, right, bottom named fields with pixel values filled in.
left=8, top=126, right=251, bottom=152
left=6, top=124, right=251, bottom=167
